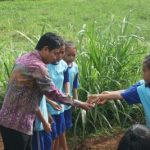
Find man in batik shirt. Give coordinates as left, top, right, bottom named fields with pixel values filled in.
left=0, top=32, right=93, bottom=150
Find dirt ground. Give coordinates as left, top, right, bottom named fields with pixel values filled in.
left=0, top=134, right=3, bottom=150
left=70, top=132, right=124, bottom=150
left=0, top=132, right=124, bottom=150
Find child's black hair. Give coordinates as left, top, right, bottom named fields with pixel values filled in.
left=36, top=32, right=64, bottom=51
left=117, top=124, right=150, bottom=150
left=65, top=41, right=76, bottom=50
left=143, top=54, right=150, bottom=69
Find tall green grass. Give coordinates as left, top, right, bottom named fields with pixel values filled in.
left=74, top=15, right=148, bottom=137
left=0, top=14, right=149, bottom=138
left=0, top=45, right=21, bottom=104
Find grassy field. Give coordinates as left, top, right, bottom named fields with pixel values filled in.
left=0, top=0, right=150, bottom=137
left=0, top=0, right=150, bottom=48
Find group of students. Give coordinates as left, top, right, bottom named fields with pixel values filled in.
left=1, top=31, right=150, bottom=150
left=33, top=40, right=79, bottom=150
left=0, top=32, right=94, bottom=150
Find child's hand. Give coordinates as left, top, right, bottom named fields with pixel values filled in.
left=43, top=122, right=51, bottom=133
left=65, top=93, right=70, bottom=97
left=87, top=94, right=99, bottom=104
left=51, top=102, right=62, bottom=111
left=97, top=97, right=107, bottom=105
left=87, top=93, right=109, bottom=105
left=96, top=91, right=110, bottom=105
left=96, top=92, right=110, bottom=105
left=48, top=115, right=53, bottom=124
left=101, top=91, right=111, bottom=94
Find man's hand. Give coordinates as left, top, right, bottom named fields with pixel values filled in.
left=79, top=101, right=95, bottom=110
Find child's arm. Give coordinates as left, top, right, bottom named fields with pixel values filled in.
left=87, top=90, right=124, bottom=104
left=46, top=97, right=62, bottom=111
left=48, top=113, right=53, bottom=124
left=73, top=88, right=78, bottom=99
left=64, top=67, right=70, bottom=96
left=35, top=108, right=51, bottom=133
left=98, top=90, right=124, bottom=104
left=72, top=72, right=79, bottom=99
left=64, top=82, right=70, bottom=96
left=88, top=84, right=141, bottom=106
left=34, top=64, right=94, bottom=110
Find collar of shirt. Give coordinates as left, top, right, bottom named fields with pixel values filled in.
left=35, top=50, right=43, bottom=61
left=51, top=61, right=60, bottom=65
left=145, top=83, right=150, bottom=88
left=68, top=62, right=73, bottom=69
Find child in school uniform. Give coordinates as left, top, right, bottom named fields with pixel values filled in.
left=32, top=96, right=52, bottom=150
left=46, top=47, right=69, bottom=150
left=63, top=41, right=79, bottom=130
left=32, top=95, right=62, bottom=150
left=0, top=32, right=94, bottom=150
left=87, top=54, right=150, bottom=128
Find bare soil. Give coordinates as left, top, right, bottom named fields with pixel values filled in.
left=0, top=132, right=124, bottom=150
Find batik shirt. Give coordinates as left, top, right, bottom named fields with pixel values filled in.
left=0, top=50, right=74, bottom=135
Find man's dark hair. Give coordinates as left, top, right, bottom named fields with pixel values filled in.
left=117, top=124, right=150, bottom=150
left=36, top=32, right=64, bottom=51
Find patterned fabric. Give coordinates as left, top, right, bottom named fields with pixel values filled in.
left=0, top=50, right=73, bottom=135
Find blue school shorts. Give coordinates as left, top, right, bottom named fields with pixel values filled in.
left=51, top=112, right=66, bottom=139
left=32, top=130, right=52, bottom=150
left=51, top=121, right=57, bottom=140
left=64, top=108, right=73, bottom=130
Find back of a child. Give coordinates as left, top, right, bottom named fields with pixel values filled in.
left=117, top=124, right=150, bottom=150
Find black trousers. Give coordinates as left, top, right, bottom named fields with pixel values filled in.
left=0, top=125, right=32, bottom=150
